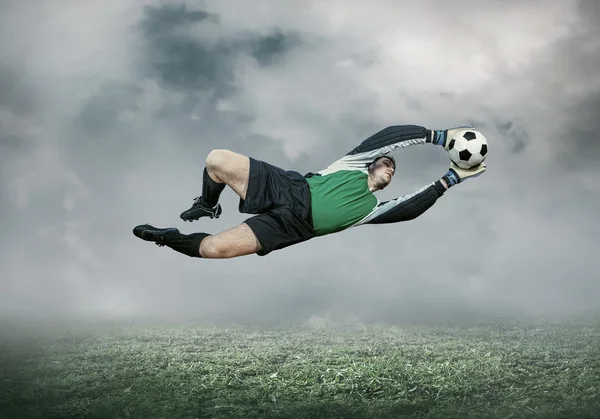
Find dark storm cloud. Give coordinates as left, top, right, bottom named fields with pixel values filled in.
left=495, top=121, right=529, bottom=154
left=139, top=3, right=302, bottom=96
left=139, top=5, right=230, bottom=96
left=250, top=29, right=303, bottom=67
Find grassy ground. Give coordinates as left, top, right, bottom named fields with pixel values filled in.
left=1, top=317, right=599, bottom=419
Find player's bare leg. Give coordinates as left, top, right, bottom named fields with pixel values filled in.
left=132, top=222, right=261, bottom=259
left=199, top=223, right=261, bottom=258
left=180, top=149, right=251, bottom=221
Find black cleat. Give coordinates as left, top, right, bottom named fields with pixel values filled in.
left=180, top=197, right=222, bottom=222
left=133, top=224, right=179, bottom=247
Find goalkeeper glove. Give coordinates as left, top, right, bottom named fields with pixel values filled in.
left=427, top=125, right=474, bottom=151
left=442, top=161, right=486, bottom=187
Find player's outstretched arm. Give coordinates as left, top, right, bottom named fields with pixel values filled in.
left=354, top=161, right=487, bottom=225
left=312, top=125, right=431, bottom=175
left=330, top=124, right=474, bottom=168
left=346, top=125, right=429, bottom=157
left=355, top=180, right=447, bottom=225
left=310, top=124, right=481, bottom=177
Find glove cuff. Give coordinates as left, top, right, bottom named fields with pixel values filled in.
left=425, top=129, right=447, bottom=146
left=442, top=169, right=460, bottom=187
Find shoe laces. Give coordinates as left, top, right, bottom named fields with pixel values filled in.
left=146, top=228, right=174, bottom=246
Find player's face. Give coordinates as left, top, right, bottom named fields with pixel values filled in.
left=371, top=158, right=395, bottom=188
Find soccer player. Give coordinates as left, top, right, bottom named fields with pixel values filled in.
left=133, top=125, right=486, bottom=258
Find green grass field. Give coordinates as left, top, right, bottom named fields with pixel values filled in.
left=1, top=317, right=599, bottom=419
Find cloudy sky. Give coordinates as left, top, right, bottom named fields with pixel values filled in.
left=0, top=0, right=598, bottom=324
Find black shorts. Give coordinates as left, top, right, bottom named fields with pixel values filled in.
left=239, top=158, right=315, bottom=256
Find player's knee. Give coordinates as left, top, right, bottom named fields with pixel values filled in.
left=199, top=237, right=229, bottom=259
left=199, top=237, right=219, bottom=258
left=206, top=149, right=231, bottom=173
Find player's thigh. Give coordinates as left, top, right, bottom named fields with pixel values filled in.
left=199, top=222, right=261, bottom=258
left=206, top=149, right=250, bottom=200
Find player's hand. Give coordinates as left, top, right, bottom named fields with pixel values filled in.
left=429, top=125, right=475, bottom=151
left=443, top=162, right=486, bottom=187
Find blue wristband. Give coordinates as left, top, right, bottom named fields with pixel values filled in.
left=432, top=130, right=446, bottom=146
left=443, top=169, right=460, bottom=187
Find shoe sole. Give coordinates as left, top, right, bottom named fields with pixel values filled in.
left=181, top=214, right=220, bottom=222
left=180, top=208, right=221, bottom=222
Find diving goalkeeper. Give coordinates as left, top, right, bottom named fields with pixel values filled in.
left=133, top=125, right=487, bottom=258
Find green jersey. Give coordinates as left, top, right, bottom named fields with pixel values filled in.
left=306, top=170, right=377, bottom=236
left=304, top=125, right=448, bottom=237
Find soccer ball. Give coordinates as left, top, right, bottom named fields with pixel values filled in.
left=448, top=129, right=488, bottom=169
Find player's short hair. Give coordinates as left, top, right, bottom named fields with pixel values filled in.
left=368, top=155, right=396, bottom=171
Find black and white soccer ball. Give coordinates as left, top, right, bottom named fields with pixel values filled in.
left=448, top=129, right=488, bottom=169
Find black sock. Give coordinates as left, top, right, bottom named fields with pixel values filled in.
left=200, top=167, right=225, bottom=207
left=162, top=231, right=210, bottom=258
